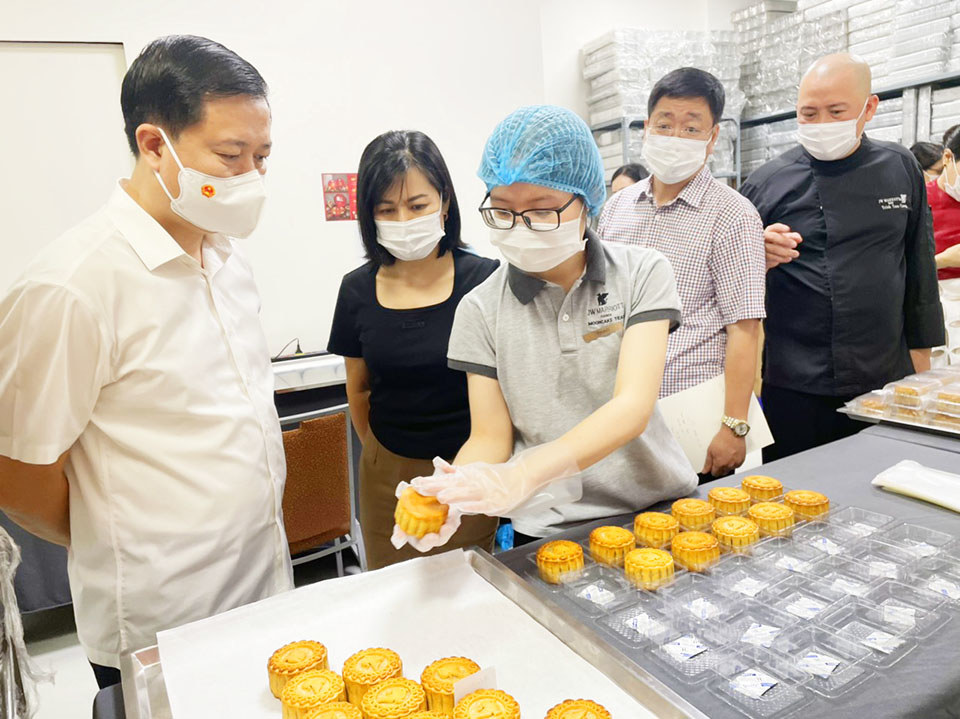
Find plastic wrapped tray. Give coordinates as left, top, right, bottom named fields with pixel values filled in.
left=712, top=555, right=791, bottom=600
left=846, top=538, right=916, bottom=581
left=758, top=574, right=846, bottom=621
left=827, top=506, right=895, bottom=537
left=702, top=600, right=801, bottom=649
left=792, top=522, right=864, bottom=558
left=875, top=522, right=956, bottom=559
left=752, top=537, right=822, bottom=574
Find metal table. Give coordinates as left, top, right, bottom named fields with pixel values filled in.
left=93, top=425, right=960, bottom=718
left=496, top=425, right=960, bottom=719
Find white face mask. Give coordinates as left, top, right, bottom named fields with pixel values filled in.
left=641, top=133, right=710, bottom=184
left=490, top=214, right=586, bottom=273
left=797, top=99, right=869, bottom=162
left=375, top=205, right=445, bottom=261
left=944, top=156, right=960, bottom=203
left=153, top=127, right=267, bottom=238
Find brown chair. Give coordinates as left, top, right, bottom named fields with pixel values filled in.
left=281, top=404, right=365, bottom=576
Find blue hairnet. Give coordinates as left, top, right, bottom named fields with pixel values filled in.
left=478, top=105, right=607, bottom=216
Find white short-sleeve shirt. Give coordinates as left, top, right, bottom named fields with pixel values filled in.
left=0, top=183, right=293, bottom=666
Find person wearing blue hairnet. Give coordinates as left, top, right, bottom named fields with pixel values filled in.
left=393, top=105, right=697, bottom=548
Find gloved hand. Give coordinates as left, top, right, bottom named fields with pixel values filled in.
left=390, top=458, right=463, bottom=553
left=412, top=441, right=580, bottom=517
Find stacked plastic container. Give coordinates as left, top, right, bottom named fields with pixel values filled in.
left=845, top=367, right=960, bottom=433
left=581, top=29, right=744, bottom=184
left=732, top=1, right=799, bottom=118
left=867, top=95, right=905, bottom=143
left=844, top=0, right=896, bottom=86
left=887, top=0, right=959, bottom=88
left=740, top=117, right=798, bottom=179
left=931, top=85, right=960, bottom=143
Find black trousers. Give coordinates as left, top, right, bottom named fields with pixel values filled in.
left=761, top=384, right=866, bottom=463
left=90, top=662, right=121, bottom=690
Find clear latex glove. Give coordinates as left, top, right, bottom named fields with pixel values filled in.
left=390, top=458, right=463, bottom=553
left=412, top=441, right=581, bottom=516
left=872, top=460, right=960, bottom=513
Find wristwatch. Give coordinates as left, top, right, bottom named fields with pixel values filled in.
left=722, top=415, right=751, bottom=438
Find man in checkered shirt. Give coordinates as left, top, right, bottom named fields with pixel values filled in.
left=599, top=67, right=766, bottom=480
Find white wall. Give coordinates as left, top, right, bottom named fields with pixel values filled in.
left=4, top=0, right=744, bottom=354
left=4, top=0, right=545, bottom=354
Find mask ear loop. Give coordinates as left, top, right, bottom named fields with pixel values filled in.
left=153, top=127, right=186, bottom=202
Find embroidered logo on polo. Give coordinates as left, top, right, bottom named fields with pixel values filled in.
left=878, top=194, right=909, bottom=211
left=584, top=290, right=625, bottom=342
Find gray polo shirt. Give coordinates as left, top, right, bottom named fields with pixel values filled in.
left=448, top=231, right=698, bottom=537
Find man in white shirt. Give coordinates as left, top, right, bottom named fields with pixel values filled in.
left=0, top=35, right=292, bottom=688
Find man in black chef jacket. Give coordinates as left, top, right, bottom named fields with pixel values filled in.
left=741, top=53, right=944, bottom=461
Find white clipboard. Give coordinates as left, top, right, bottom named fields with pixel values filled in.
left=657, top=375, right=773, bottom=471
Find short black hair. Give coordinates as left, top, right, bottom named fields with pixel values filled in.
left=121, top=35, right=268, bottom=156
left=648, top=67, right=725, bottom=125
left=356, top=131, right=463, bottom=266
left=611, top=163, right=649, bottom=183
left=943, top=125, right=960, bottom=157
left=910, top=141, right=944, bottom=170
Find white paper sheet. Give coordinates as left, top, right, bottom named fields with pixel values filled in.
left=157, top=551, right=656, bottom=719
left=657, top=375, right=774, bottom=471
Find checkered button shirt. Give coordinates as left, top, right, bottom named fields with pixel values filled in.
left=599, top=166, right=766, bottom=397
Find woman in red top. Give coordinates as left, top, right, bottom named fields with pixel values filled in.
left=927, top=124, right=960, bottom=365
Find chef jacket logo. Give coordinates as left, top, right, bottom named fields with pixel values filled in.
left=597, top=292, right=609, bottom=306
left=878, top=194, right=908, bottom=211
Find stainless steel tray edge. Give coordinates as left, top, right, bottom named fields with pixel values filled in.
left=466, top=548, right=710, bottom=719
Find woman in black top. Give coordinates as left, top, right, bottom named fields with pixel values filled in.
left=327, top=131, right=499, bottom=569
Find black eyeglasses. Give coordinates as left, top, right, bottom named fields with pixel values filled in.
left=478, top=193, right=580, bottom=231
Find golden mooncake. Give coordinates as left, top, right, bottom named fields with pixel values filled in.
left=421, top=657, right=480, bottom=715
left=453, top=689, right=521, bottom=719
left=633, top=512, right=679, bottom=548
left=588, top=525, right=636, bottom=567
left=394, top=488, right=448, bottom=538
left=671, top=531, right=720, bottom=572
left=407, top=713, right=449, bottom=719
left=712, top=516, right=760, bottom=553
left=536, top=540, right=585, bottom=584
left=269, top=640, right=329, bottom=698
left=342, top=648, right=403, bottom=706
left=281, top=670, right=347, bottom=719
left=748, top=502, right=795, bottom=536
left=783, top=490, right=830, bottom=520
left=624, top=548, right=675, bottom=591
left=707, top=487, right=752, bottom=516
left=361, top=677, right=427, bottom=719
left=545, top=699, right=612, bottom=719
left=305, top=703, right=362, bottom=719
left=671, top=498, right=716, bottom=531
left=741, top=475, right=783, bottom=502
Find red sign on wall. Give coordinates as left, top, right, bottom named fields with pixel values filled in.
left=323, top=173, right=358, bottom=221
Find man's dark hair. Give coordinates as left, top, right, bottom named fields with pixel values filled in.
left=910, top=141, right=944, bottom=171
left=611, top=163, right=649, bottom=183
left=943, top=125, right=960, bottom=157
left=648, top=67, right=725, bottom=125
left=121, top=35, right=268, bottom=156
left=357, top=130, right=463, bottom=267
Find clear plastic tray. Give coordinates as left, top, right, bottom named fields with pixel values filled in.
left=704, top=645, right=814, bottom=719
left=846, top=390, right=892, bottom=418
left=663, top=583, right=742, bottom=626
left=875, top=523, right=956, bottom=559
left=596, top=599, right=674, bottom=647
left=827, top=506, right=895, bottom=538
left=884, top=61, right=949, bottom=88
left=703, top=601, right=801, bottom=650
left=888, top=47, right=950, bottom=74
left=792, top=522, right=863, bottom=558
left=846, top=539, right=916, bottom=581
left=712, top=555, right=790, bottom=600
left=759, top=574, right=845, bottom=621
left=861, top=579, right=951, bottom=638
left=847, top=11, right=893, bottom=36
left=932, top=383, right=960, bottom=416
left=812, top=556, right=886, bottom=598
left=909, top=565, right=960, bottom=604
left=817, top=598, right=918, bottom=668
left=651, top=625, right=738, bottom=684
left=752, top=537, right=822, bottom=574
left=768, top=625, right=875, bottom=699
left=560, top=565, right=635, bottom=616
left=893, top=0, right=960, bottom=28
